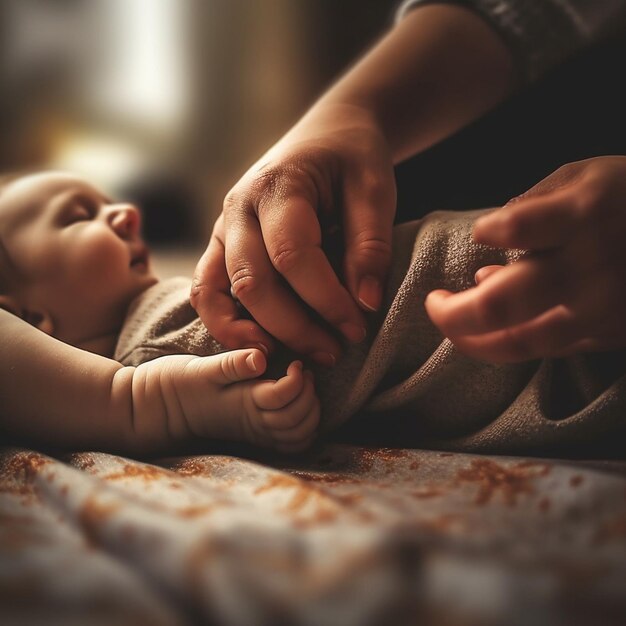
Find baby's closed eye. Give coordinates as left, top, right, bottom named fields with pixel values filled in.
left=58, top=198, right=97, bottom=226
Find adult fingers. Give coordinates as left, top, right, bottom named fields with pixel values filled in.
left=191, top=216, right=275, bottom=353
left=225, top=191, right=344, bottom=366
left=425, top=253, right=569, bottom=336
left=258, top=192, right=367, bottom=344
left=342, top=162, right=396, bottom=313
left=445, top=305, right=585, bottom=363
left=474, top=265, right=504, bottom=284
left=473, top=186, right=584, bottom=250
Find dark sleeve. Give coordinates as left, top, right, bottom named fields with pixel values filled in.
left=395, top=0, right=626, bottom=83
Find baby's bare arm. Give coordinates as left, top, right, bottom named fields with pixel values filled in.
left=0, top=310, right=266, bottom=454
left=0, top=311, right=122, bottom=450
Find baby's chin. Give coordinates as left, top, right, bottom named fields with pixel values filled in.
left=128, top=273, right=160, bottom=304
left=141, top=271, right=160, bottom=290
left=52, top=277, right=160, bottom=357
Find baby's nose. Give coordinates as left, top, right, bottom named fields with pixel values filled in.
left=108, top=204, right=141, bottom=239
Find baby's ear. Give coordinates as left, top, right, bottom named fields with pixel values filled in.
left=0, top=296, right=54, bottom=335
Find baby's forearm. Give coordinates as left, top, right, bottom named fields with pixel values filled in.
left=0, top=310, right=182, bottom=454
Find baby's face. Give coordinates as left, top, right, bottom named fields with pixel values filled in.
left=0, top=172, right=158, bottom=344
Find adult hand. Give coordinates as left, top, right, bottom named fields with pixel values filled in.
left=425, top=156, right=626, bottom=362
left=191, top=103, right=396, bottom=366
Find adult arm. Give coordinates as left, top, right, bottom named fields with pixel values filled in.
left=191, top=3, right=517, bottom=365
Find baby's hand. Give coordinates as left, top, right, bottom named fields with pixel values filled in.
left=144, top=349, right=319, bottom=452
left=244, top=360, right=320, bottom=453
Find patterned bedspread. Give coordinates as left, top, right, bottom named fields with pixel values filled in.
left=2, top=443, right=625, bottom=626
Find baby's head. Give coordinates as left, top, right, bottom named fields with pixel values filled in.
left=0, top=171, right=158, bottom=353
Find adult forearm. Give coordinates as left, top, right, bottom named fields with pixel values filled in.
left=310, top=4, right=517, bottom=163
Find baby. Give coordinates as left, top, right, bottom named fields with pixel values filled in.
left=0, top=171, right=319, bottom=455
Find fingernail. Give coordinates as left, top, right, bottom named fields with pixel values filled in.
left=246, top=352, right=258, bottom=372
left=312, top=351, right=336, bottom=368
left=358, top=276, right=382, bottom=312
left=340, top=322, right=367, bottom=344
left=245, top=342, right=269, bottom=355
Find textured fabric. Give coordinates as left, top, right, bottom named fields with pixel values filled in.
left=395, top=0, right=626, bottom=82
left=316, top=210, right=626, bottom=456
left=115, top=210, right=626, bottom=458
left=115, top=276, right=224, bottom=366
left=2, top=444, right=625, bottom=625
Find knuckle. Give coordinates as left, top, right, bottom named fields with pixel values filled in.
left=229, top=268, right=265, bottom=307
left=223, top=186, right=247, bottom=215
left=271, top=241, right=307, bottom=275
left=473, top=290, right=508, bottom=328
left=256, top=150, right=334, bottom=204
left=498, top=211, right=527, bottom=243
left=351, top=230, right=392, bottom=264
left=219, top=354, right=236, bottom=380
left=251, top=167, right=283, bottom=200
left=571, top=181, right=604, bottom=220
left=255, top=157, right=317, bottom=200
left=359, top=170, right=394, bottom=204
left=189, top=279, right=214, bottom=311
left=188, top=280, right=205, bottom=307
left=223, top=170, right=286, bottom=216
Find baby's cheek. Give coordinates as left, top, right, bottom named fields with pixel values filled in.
left=75, top=234, right=129, bottom=280
left=65, top=240, right=132, bottom=309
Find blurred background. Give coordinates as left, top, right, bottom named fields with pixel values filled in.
left=2, top=0, right=625, bottom=265
left=0, top=0, right=399, bottom=257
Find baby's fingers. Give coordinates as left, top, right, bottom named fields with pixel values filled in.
left=256, top=369, right=320, bottom=453
left=252, top=360, right=304, bottom=410
left=197, top=349, right=267, bottom=385
left=269, top=402, right=320, bottom=443
left=261, top=371, right=318, bottom=430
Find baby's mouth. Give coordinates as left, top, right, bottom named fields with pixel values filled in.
left=130, top=246, right=149, bottom=270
